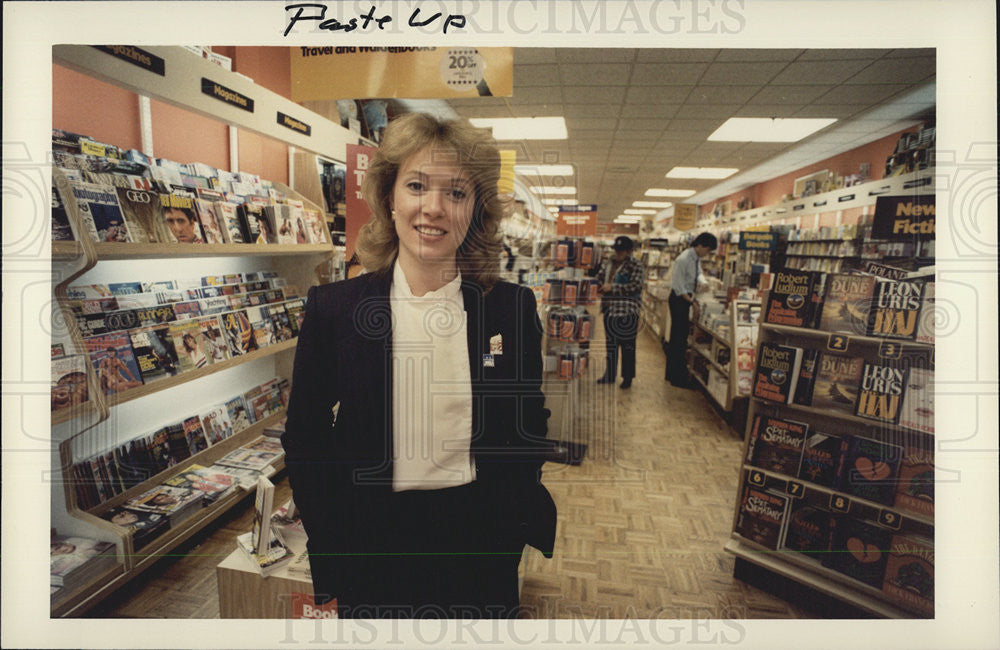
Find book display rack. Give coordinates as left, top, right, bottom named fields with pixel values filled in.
left=687, top=296, right=762, bottom=413
left=48, top=45, right=360, bottom=617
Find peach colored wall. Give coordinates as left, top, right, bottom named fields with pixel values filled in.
left=230, top=47, right=291, bottom=100
left=149, top=99, right=231, bottom=170
left=238, top=130, right=289, bottom=185
left=53, top=64, right=142, bottom=151
left=700, top=129, right=913, bottom=218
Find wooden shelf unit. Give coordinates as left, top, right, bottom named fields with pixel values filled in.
left=686, top=298, right=761, bottom=412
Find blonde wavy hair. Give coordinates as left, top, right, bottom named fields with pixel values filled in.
left=356, top=112, right=508, bottom=288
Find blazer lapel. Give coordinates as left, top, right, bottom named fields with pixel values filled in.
left=353, top=269, right=395, bottom=487
left=461, top=280, right=485, bottom=449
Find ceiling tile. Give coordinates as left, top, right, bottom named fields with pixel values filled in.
left=617, top=118, right=673, bottom=132
left=562, top=86, right=627, bottom=104
left=797, top=49, right=891, bottom=61
left=683, top=85, right=760, bottom=104
left=634, top=49, right=719, bottom=63
left=625, top=85, right=692, bottom=104
left=747, top=84, right=829, bottom=105
left=514, top=48, right=558, bottom=64
left=715, top=49, right=805, bottom=62
left=884, top=48, right=935, bottom=58
left=732, top=104, right=800, bottom=118
left=672, top=104, right=744, bottom=119
left=700, top=61, right=787, bottom=85
left=792, top=104, right=866, bottom=119
left=563, top=104, right=624, bottom=118
left=555, top=49, right=636, bottom=63
left=619, top=103, right=682, bottom=118
left=843, top=56, right=936, bottom=84
left=451, top=105, right=512, bottom=119
left=559, top=63, right=632, bottom=86
left=630, top=63, right=708, bottom=85
left=770, top=59, right=872, bottom=85
left=813, top=84, right=913, bottom=105
left=507, top=103, right=559, bottom=117
left=566, top=117, right=616, bottom=130
left=509, top=86, right=563, bottom=104
left=514, top=64, right=561, bottom=87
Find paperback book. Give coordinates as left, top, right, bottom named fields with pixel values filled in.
left=745, top=415, right=809, bottom=475
left=236, top=528, right=293, bottom=577
left=811, top=354, right=865, bottom=415
left=752, top=342, right=803, bottom=404
left=893, top=444, right=935, bottom=518
left=781, top=501, right=833, bottom=564
left=882, top=534, right=934, bottom=616
left=836, top=435, right=904, bottom=506
left=797, top=431, right=848, bottom=488
left=251, top=475, right=277, bottom=555
left=734, top=484, right=788, bottom=550
left=915, top=282, right=935, bottom=344
left=825, top=515, right=892, bottom=588
left=818, top=273, right=876, bottom=335
left=898, top=366, right=934, bottom=434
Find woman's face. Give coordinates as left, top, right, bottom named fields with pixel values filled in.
left=390, top=145, right=476, bottom=269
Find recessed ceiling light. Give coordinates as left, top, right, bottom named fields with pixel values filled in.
left=666, top=167, right=739, bottom=179
left=632, top=201, right=673, bottom=208
left=529, top=186, right=577, bottom=195
left=614, top=215, right=643, bottom=221
left=645, top=188, right=696, bottom=198
left=470, top=117, right=568, bottom=140
left=708, top=117, right=837, bottom=142
left=515, top=164, right=575, bottom=176
left=624, top=209, right=657, bottom=215
left=542, top=198, right=576, bottom=206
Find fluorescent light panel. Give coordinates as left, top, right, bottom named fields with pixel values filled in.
left=542, top=198, right=576, bottom=206
left=624, top=209, right=657, bottom=215
left=514, top=164, right=575, bottom=176
left=708, top=117, right=837, bottom=142
left=632, top=201, right=673, bottom=208
left=666, top=167, right=739, bottom=179
left=529, top=186, right=577, bottom=195
left=645, top=188, right=696, bottom=198
left=470, top=117, right=568, bottom=140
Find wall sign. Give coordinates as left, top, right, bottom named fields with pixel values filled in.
left=738, top=230, right=778, bottom=251
left=673, top=204, right=697, bottom=231
left=556, top=205, right=598, bottom=237
left=92, top=45, right=165, bottom=76
left=345, top=143, right=377, bottom=259
left=201, top=78, right=255, bottom=112
left=872, top=195, right=935, bottom=240
left=276, top=111, right=312, bottom=136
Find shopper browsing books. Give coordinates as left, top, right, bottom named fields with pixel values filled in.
left=283, top=113, right=556, bottom=619
left=595, top=235, right=645, bottom=389
left=665, top=232, right=718, bottom=387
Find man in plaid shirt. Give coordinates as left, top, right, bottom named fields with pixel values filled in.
left=596, top=236, right=646, bottom=389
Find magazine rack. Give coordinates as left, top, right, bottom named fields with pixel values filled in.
left=49, top=45, right=357, bottom=617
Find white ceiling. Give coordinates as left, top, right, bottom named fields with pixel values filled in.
left=427, top=48, right=935, bottom=221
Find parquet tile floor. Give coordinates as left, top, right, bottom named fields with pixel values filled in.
left=89, top=317, right=811, bottom=620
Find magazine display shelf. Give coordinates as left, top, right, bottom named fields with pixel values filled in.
left=48, top=46, right=355, bottom=616
left=726, top=320, right=934, bottom=618
left=686, top=299, right=760, bottom=412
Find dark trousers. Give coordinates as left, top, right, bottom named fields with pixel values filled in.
left=666, top=291, right=692, bottom=384
left=602, top=312, right=639, bottom=380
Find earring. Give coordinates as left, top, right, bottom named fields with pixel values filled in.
left=391, top=209, right=398, bottom=220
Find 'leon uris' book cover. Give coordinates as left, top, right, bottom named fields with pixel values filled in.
left=825, top=515, right=892, bottom=588
left=764, top=270, right=819, bottom=327
left=866, top=279, right=924, bottom=340
left=854, top=360, right=908, bottom=424
left=835, top=435, right=904, bottom=506
left=734, top=483, right=788, bottom=550
left=882, top=534, right=934, bottom=617
left=752, top=342, right=803, bottom=404
left=811, top=354, right=864, bottom=416
left=745, top=415, right=809, bottom=476
left=818, top=273, right=876, bottom=335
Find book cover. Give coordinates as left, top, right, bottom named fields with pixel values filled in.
left=792, top=348, right=820, bottom=406
left=818, top=273, right=876, bottom=335
left=84, top=331, right=143, bottom=396
left=837, top=435, right=904, bottom=506
left=225, top=395, right=252, bottom=432
left=898, top=366, right=934, bottom=434
left=193, top=197, right=226, bottom=244
left=236, top=528, right=293, bottom=577
left=746, top=415, right=809, bottom=476
left=183, top=415, right=210, bottom=456
left=734, top=484, right=788, bottom=550
left=752, top=342, right=803, bottom=404
left=826, top=515, right=892, bottom=588
left=811, top=354, right=865, bottom=415
left=781, top=501, right=833, bottom=564
left=893, top=444, right=934, bottom=517
left=70, top=181, right=132, bottom=242
left=867, top=279, right=924, bottom=340
left=129, top=325, right=180, bottom=382
left=855, top=360, right=908, bottom=424
left=115, top=187, right=168, bottom=243
left=915, top=282, right=934, bottom=344
left=252, top=475, right=277, bottom=556
left=198, top=315, right=231, bottom=364
left=882, top=534, right=934, bottom=616
left=764, top=270, right=818, bottom=327
left=159, top=192, right=204, bottom=243
left=100, top=508, right=169, bottom=550
left=215, top=201, right=246, bottom=244
left=797, top=431, right=847, bottom=488
left=169, top=319, right=211, bottom=372
left=200, top=405, right=234, bottom=445
left=51, top=354, right=89, bottom=411
left=220, top=309, right=256, bottom=356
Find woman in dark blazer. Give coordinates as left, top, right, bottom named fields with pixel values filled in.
left=282, top=113, right=556, bottom=619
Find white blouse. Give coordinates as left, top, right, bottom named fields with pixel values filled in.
left=389, top=262, right=476, bottom=491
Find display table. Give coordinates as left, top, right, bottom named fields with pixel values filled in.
left=216, top=547, right=314, bottom=618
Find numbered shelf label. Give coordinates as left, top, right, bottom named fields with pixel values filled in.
left=878, top=340, right=903, bottom=359
left=786, top=480, right=805, bottom=499
left=826, top=333, right=850, bottom=352
left=829, top=493, right=852, bottom=514
left=878, top=508, right=903, bottom=530
left=748, top=470, right=766, bottom=487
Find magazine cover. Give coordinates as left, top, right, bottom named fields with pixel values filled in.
left=193, top=197, right=226, bottom=244
left=301, top=208, right=327, bottom=244
left=51, top=354, right=90, bottom=411
left=200, top=405, right=234, bottom=445
left=215, top=201, right=246, bottom=244
left=198, top=315, right=231, bottom=364
left=220, top=310, right=256, bottom=356
left=115, top=187, right=168, bottom=243
left=99, top=508, right=169, bottom=550
left=129, top=325, right=181, bottom=383
left=183, top=415, right=210, bottom=456
left=225, top=395, right=253, bottom=432
left=70, top=181, right=132, bottom=242
left=83, top=332, right=144, bottom=396
left=159, top=192, right=204, bottom=244
left=170, top=319, right=211, bottom=372
left=52, top=183, right=75, bottom=241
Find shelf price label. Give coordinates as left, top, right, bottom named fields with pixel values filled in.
left=829, top=493, right=852, bottom=514
left=748, top=470, right=766, bottom=487
left=878, top=340, right=903, bottom=359
left=786, top=480, right=805, bottom=499
left=826, top=333, right=850, bottom=352
left=878, top=509, right=903, bottom=530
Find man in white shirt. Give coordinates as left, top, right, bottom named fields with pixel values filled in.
left=666, top=232, right=717, bottom=387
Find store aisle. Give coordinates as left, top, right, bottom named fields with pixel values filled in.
left=91, top=320, right=809, bottom=620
